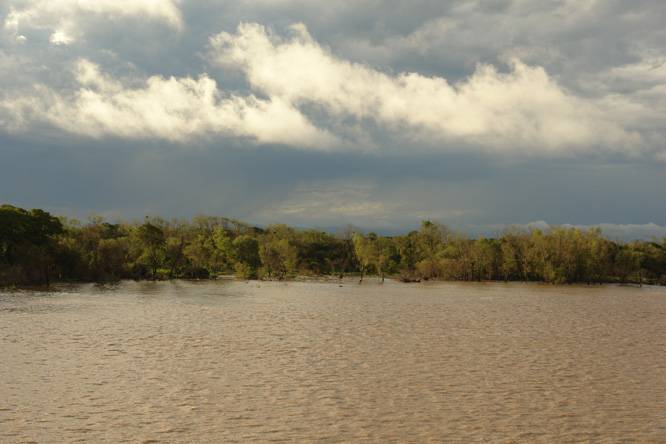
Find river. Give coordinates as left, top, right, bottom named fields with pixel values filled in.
left=1, top=280, right=665, bottom=443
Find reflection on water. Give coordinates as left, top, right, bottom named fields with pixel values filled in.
left=1, top=280, right=665, bottom=443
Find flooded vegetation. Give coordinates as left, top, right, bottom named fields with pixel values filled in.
left=1, top=280, right=665, bottom=442
left=2, top=204, right=665, bottom=287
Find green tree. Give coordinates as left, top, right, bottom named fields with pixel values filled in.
left=352, top=233, right=376, bottom=282
left=374, top=237, right=400, bottom=282
left=415, top=221, right=450, bottom=279
left=135, top=222, right=166, bottom=279
left=396, top=231, right=419, bottom=281
left=0, top=205, right=64, bottom=285
left=233, top=235, right=261, bottom=279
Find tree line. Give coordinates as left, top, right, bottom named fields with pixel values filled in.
left=1, top=204, right=665, bottom=287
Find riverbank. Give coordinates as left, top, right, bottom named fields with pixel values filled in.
left=2, top=274, right=662, bottom=293
left=2, top=204, right=665, bottom=290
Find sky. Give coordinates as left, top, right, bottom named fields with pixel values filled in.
left=1, top=0, right=665, bottom=239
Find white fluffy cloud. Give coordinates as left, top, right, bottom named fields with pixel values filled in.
left=210, top=23, right=639, bottom=154
left=4, top=0, right=183, bottom=45
left=2, top=20, right=662, bottom=158
left=1, top=59, right=336, bottom=148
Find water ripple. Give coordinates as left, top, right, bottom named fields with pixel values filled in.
left=0, top=280, right=665, bottom=442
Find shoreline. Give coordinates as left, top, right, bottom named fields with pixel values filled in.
left=2, top=276, right=660, bottom=293
left=3, top=205, right=664, bottom=289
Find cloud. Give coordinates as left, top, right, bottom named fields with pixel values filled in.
left=4, top=0, right=183, bottom=44
left=1, top=1, right=665, bottom=228
left=335, top=1, right=664, bottom=74
left=252, top=179, right=474, bottom=229
left=49, top=30, right=73, bottom=46
left=591, top=222, right=666, bottom=241
left=1, top=20, right=662, bottom=159
left=608, top=56, right=666, bottom=85
left=258, top=182, right=388, bottom=223
left=0, top=59, right=336, bottom=148
left=210, top=23, right=639, bottom=155
left=472, top=221, right=666, bottom=242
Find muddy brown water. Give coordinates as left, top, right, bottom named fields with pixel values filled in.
left=1, top=280, right=665, bottom=443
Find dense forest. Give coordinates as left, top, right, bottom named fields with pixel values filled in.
left=1, top=204, right=665, bottom=287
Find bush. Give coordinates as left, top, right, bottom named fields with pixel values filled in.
left=234, top=262, right=256, bottom=280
